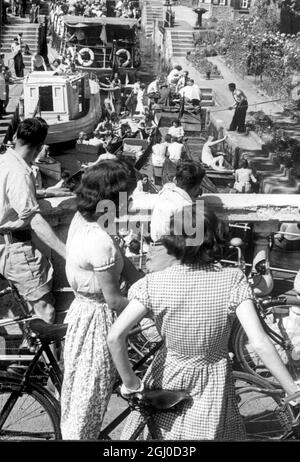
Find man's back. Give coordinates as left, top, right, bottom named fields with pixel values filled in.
left=168, top=141, right=183, bottom=163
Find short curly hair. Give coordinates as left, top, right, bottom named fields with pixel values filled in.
left=76, top=159, right=137, bottom=221
left=161, top=205, right=229, bottom=264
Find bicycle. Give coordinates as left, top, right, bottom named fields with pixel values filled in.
left=0, top=284, right=163, bottom=440
left=234, top=370, right=300, bottom=440
left=225, top=235, right=300, bottom=385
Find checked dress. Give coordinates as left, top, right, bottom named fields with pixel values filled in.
left=121, top=263, right=254, bottom=440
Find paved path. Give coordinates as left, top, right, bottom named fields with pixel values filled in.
left=166, top=4, right=299, bottom=149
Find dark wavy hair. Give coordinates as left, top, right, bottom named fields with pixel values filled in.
left=161, top=205, right=229, bottom=265
left=16, top=117, right=48, bottom=147
left=175, top=160, right=205, bottom=192
left=76, top=159, right=137, bottom=221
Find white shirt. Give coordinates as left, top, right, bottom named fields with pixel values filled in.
left=147, top=80, right=159, bottom=94
left=167, top=141, right=183, bottom=163
left=179, top=84, right=202, bottom=101
left=150, top=183, right=192, bottom=242
left=167, top=68, right=181, bottom=84
left=201, top=141, right=214, bottom=166
left=151, top=143, right=167, bottom=167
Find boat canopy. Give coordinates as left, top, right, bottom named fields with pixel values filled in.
left=63, top=15, right=138, bottom=29
left=23, top=71, right=91, bottom=122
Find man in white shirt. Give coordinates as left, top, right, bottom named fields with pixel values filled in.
left=167, top=136, right=184, bottom=164
left=179, top=79, right=202, bottom=106
left=147, top=77, right=160, bottom=96
left=201, top=135, right=227, bottom=171
left=146, top=160, right=205, bottom=272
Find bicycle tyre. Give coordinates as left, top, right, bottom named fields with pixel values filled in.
left=232, top=306, right=300, bottom=384
left=233, top=371, right=293, bottom=440
left=0, top=375, right=61, bottom=440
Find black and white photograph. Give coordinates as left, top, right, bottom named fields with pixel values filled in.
left=0, top=0, right=300, bottom=450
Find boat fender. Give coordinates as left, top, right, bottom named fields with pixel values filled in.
left=77, top=48, right=94, bottom=67
left=116, top=48, right=131, bottom=68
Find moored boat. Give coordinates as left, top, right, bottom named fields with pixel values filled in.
left=51, top=15, right=141, bottom=82
left=20, top=71, right=102, bottom=145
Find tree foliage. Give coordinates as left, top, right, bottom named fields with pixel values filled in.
left=215, top=0, right=300, bottom=99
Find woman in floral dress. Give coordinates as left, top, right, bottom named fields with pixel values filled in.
left=108, top=206, right=300, bottom=440
left=60, top=159, right=140, bottom=440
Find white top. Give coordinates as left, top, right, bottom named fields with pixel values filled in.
left=167, top=68, right=181, bottom=84
left=152, top=143, right=167, bottom=167
left=167, top=141, right=184, bottom=163
left=168, top=126, right=184, bottom=139
left=201, top=141, right=214, bottom=166
left=150, top=183, right=192, bottom=242
left=66, top=212, right=123, bottom=295
left=179, top=84, right=202, bottom=101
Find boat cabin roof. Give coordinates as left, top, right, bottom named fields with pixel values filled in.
left=24, top=71, right=88, bottom=86
left=63, top=15, right=138, bottom=28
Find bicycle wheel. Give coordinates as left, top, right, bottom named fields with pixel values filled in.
left=232, top=306, right=300, bottom=384
left=0, top=376, right=61, bottom=440
left=233, top=371, right=293, bottom=440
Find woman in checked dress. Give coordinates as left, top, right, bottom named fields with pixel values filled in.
left=108, top=206, right=300, bottom=440
left=60, top=160, right=141, bottom=440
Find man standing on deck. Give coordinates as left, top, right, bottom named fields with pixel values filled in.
left=228, top=82, right=248, bottom=134
left=0, top=118, right=70, bottom=325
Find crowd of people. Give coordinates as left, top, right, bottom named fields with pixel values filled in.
left=1, top=88, right=300, bottom=441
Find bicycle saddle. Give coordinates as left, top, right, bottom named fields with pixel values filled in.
left=28, top=319, right=68, bottom=343
left=142, top=389, right=190, bottom=410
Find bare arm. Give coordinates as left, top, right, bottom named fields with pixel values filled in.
left=236, top=299, right=299, bottom=395
left=209, top=137, right=226, bottom=147
left=29, top=213, right=66, bottom=259
left=108, top=298, right=148, bottom=389
left=97, top=266, right=129, bottom=314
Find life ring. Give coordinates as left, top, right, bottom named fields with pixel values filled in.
left=116, top=48, right=131, bottom=68
left=77, top=47, right=94, bottom=67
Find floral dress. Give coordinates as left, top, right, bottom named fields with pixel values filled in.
left=121, top=263, right=254, bottom=440
left=60, top=212, right=124, bottom=440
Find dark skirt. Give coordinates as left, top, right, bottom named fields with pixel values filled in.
left=14, top=51, right=25, bottom=77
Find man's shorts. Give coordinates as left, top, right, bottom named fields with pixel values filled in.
left=0, top=241, right=53, bottom=302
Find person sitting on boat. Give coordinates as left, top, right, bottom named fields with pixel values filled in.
left=77, top=131, right=89, bottom=145
left=201, top=135, right=228, bottom=171
left=144, top=115, right=156, bottom=137
left=168, top=120, right=185, bottom=142
left=31, top=53, right=47, bottom=72
left=151, top=139, right=168, bottom=169
left=88, top=132, right=108, bottom=149
left=233, top=159, right=257, bottom=193
left=167, top=65, right=183, bottom=86
left=179, top=79, right=202, bottom=107
left=157, top=83, right=170, bottom=106
left=95, top=116, right=113, bottom=137
left=146, top=160, right=205, bottom=272
left=147, top=77, right=161, bottom=101
left=167, top=136, right=184, bottom=165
